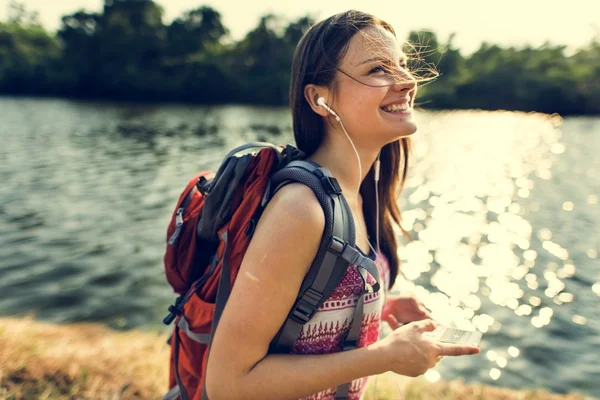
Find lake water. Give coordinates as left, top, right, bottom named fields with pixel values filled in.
left=0, top=97, right=598, bottom=397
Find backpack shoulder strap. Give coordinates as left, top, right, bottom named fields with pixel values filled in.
left=267, top=160, right=379, bottom=354
left=269, top=160, right=381, bottom=400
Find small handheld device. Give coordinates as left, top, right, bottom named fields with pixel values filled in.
left=423, top=326, right=482, bottom=347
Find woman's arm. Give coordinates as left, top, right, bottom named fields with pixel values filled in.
left=205, top=183, right=389, bottom=400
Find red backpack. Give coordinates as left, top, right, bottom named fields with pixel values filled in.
left=161, top=142, right=381, bottom=400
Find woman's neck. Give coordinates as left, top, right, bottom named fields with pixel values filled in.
left=308, top=134, right=380, bottom=196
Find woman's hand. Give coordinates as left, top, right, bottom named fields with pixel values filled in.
left=376, top=319, right=480, bottom=378
left=382, top=294, right=432, bottom=326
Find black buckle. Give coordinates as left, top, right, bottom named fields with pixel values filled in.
left=290, top=289, right=323, bottom=324
left=162, top=295, right=184, bottom=325
left=321, top=176, right=342, bottom=195
left=329, top=236, right=346, bottom=255
left=196, top=176, right=211, bottom=195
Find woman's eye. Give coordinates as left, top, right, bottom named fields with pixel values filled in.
left=369, top=66, right=387, bottom=74
left=369, top=64, right=408, bottom=75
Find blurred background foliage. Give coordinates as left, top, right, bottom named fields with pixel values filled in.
left=1, top=0, right=598, bottom=114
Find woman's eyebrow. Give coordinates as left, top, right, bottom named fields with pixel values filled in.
left=356, top=55, right=408, bottom=66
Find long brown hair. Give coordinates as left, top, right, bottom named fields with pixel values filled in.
left=289, top=10, right=412, bottom=289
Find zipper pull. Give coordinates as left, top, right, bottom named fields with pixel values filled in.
left=168, top=207, right=184, bottom=245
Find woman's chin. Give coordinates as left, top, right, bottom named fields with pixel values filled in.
left=379, top=109, right=417, bottom=135
left=385, top=120, right=418, bottom=140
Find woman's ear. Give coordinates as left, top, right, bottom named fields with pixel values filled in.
left=304, top=84, right=330, bottom=117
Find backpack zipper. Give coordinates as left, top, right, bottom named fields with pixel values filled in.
left=168, top=207, right=184, bottom=245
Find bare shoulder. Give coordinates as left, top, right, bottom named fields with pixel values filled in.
left=264, top=182, right=325, bottom=231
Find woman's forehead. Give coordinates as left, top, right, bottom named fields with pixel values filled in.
left=341, top=26, right=404, bottom=68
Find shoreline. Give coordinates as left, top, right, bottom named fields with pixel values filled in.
left=0, top=94, right=598, bottom=117
left=0, top=316, right=594, bottom=399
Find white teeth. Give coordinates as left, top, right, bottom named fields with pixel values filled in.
left=383, top=103, right=409, bottom=112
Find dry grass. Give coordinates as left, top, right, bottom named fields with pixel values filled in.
left=363, top=373, right=594, bottom=400
left=0, top=316, right=169, bottom=399
left=0, top=317, right=595, bottom=400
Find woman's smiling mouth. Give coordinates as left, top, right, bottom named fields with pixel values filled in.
left=380, top=96, right=412, bottom=114
left=381, top=103, right=411, bottom=113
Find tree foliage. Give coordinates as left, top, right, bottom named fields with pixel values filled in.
left=0, top=0, right=598, bottom=114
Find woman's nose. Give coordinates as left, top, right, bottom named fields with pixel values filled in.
left=391, top=70, right=416, bottom=92
left=391, top=79, right=415, bottom=92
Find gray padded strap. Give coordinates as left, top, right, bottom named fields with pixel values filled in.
left=223, top=141, right=280, bottom=160
left=334, top=298, right=365, bottom=399
left=274, top=187, right=352, bottom=351
left=177, top=317, right=211, bottom=344
left=335, top=270, right=369, bottom=399
left=161, top=386, right=180, bottom=400
left=201, top=230, right=232, bottom=400
left=336, top=383, right=351, bottom=400
left=173, top=326, right=190, bottom=400
left=338, top=245, right=381, bottom=293
left=212, top=230, right=232, bottom=330
left=272, top=165, right=352, bottom=353
left=285, top=159, right=322, bottom=172
left=343, top=293, right=366, bottom=352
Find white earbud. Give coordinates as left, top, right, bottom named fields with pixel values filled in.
left=317, top=97, right=340, bottom=121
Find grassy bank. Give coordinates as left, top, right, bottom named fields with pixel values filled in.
left=0, top=317, right=593, bottom=400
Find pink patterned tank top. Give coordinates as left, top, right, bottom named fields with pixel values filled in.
left=291, top=252, right=390, bottom=400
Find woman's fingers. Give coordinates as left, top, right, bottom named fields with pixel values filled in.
left=386, top=314, right=402, bottom=329
left=413, top=319, right=438, bottom=332
left=436, top=343, right=480, bottom=357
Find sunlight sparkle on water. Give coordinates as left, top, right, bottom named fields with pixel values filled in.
left=557, top=263, right=576, bottom=279
left=551, top=143, right=566, bottom=154
left=508, top=346, right=520, bottom=357
left=490, top=368, right=502, bottom=380
left=496, top=356, right=508, bottom=368
left=572, top=315, right=587, bottom=325
left=537, top=229, right=552, bottom=241
left=424, top=370, right=441, bottom=383
left=562, top=201, right=574, bottom=211
left=529, top=296, right=542, bottom=306
left=527, top=280, right=539, bottom=290
left=515, top=304, right=533, bottom=316
left=532, top=317, right=544, bottom=328
left=542, top=241, right=569, bottom=260
left=558, top=293, right=574, bottom=303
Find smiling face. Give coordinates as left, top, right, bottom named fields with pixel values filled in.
left=327, top=26, right=418, bottom=149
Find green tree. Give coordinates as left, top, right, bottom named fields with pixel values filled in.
left=161, top=6, right=231, bottom=102
left=58, top=0, right=166, bottom=99
left=233, top=14, right=312, bottom=104
left=165, top=6, right=228, bottom=59
left=0, top=1, right=60, bottom=94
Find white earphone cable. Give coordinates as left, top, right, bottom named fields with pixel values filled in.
left=375, top=153, right=381, bottom=252
left=338, top=118, right=377, bottom=256
left=319, top=97, right=380, bottom=256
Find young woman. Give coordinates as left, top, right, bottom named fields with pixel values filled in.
left=205, top=10, right=480, bottom=400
